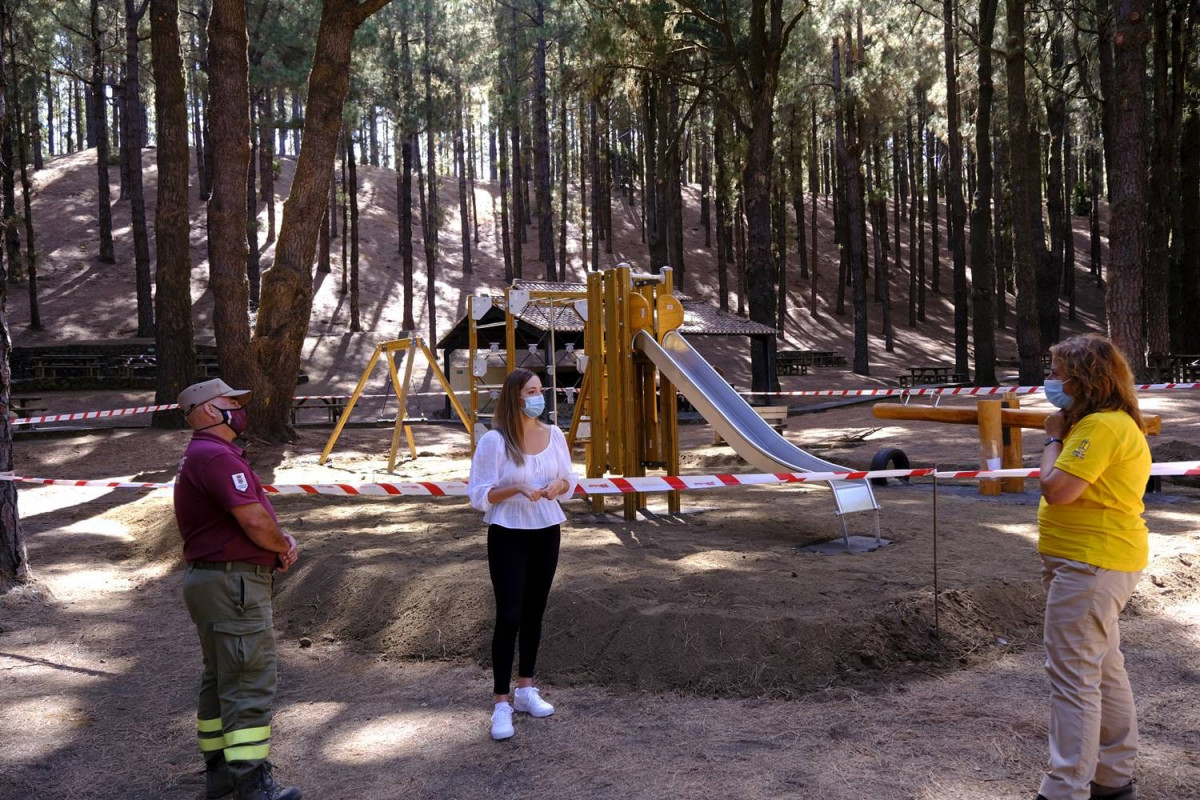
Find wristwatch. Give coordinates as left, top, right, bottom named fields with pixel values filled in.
left=1044, top=437, right=1064, bottom=447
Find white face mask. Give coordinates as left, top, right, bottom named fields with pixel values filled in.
left=1044, top=378, right=1074, bottom=410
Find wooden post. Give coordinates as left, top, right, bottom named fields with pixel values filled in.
left=1001, top=393, right=1024, bottom=493
left=318, top=344, right=383, bottom=465
left=977, top=398, right=1003, bottom=496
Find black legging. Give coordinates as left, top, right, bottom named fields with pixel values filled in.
left=487, top=523, right=561, bottom=696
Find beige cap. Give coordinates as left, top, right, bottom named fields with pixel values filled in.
left=178, top=379, right=250, bottom=415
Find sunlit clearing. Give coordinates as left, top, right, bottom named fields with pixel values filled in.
left=675, top=550, right=752, bottom=573
left=45, top=567, right=128, bottom=596
left=322, top=713, right=442, bottom=765
left=55, top=518, right=133, bottom=541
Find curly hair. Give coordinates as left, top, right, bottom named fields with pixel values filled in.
left=1049, top=333, right=1144, bottom=433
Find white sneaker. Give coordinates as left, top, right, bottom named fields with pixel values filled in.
left=513, top=686, right=555, bottom=718
left=490, top=701, right=514, bottom=740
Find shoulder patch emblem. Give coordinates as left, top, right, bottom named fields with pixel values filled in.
left=1072, top=439, right=1091, bottom=460
left=232, top=472, right=249, bottom=492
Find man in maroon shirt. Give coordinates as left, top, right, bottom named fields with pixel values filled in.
left=174, top=379, right=301, bottom=800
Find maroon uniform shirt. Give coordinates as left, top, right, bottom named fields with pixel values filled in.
left=174, top=431, right=278, bottom=567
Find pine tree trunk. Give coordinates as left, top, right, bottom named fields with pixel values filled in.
left=642, top=77, right=666, bottom=270
left=834, top=33, right=870, bottom=376
left=993, top=114, right=1013, bottom=327
left=3, top=32, right=35, bottom=326
left=276, top=87, right=286, bottom=156
left=248, top=0, right=390, bottom=440
left=1005, top=0, right=1050, bottom=383
left=1063, top=105, right=1076, bottom=321
left=589, top=99, right=599, bottom=270
left=90, top=0, right=115, bottom=264
left=1105, top=0, right=1150, bottom=371
left=915, top=98, right=927, bottom=321
left=423, top=0, right=438, bottom=346
left=190, top=26, right=208, bottom=199
left=1044, top=27, right=1067, bottom=348
left=44, top=69, right=54, bottom=156
left=715, top=106, right=729, bottom=312
left=556, top=50, right=568, bottom=278
left=0, top=9, right=24, bottom=589
left=532, top=0, right=555, bottom=276
left=1146, top=0, right=1183, bottom=355
left=207, top=0, right=252, bottom=386
left=149, top=0, right=197, bottom=429
left=455, top=79, right=472, bottom=275
left=810, top=100, right=819, bottom=318
left=1088, top=116, right=1103, bottom=284
left=1174, top=95, right=1200, bottom=351
left=926, top=122, right=940, bottom=297
left=127, top=0, right=155, bottom=339
left=400, top=15, right=414, bottom=327
left=246, top=96, right=260, bottom=311
left=906, top=111, right=919, bottom=327
left=891, top=130, right=905, bottom=337
left=701, top=107, right=712, bottom=248
left=789, top=118, right=807, bottom=281
left=774, top=162, right=787, bottom=335
left=943, top=0, right=969, bottom=375
left=260, top=91, right=275, bottom=244
left=346, top=134, right=360, bottom=332
left=970, top=0, right=999, bottom=385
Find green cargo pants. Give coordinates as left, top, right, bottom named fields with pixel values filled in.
left=183, top=563, right=278, bottom=780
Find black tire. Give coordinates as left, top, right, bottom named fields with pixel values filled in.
left=869, top=447, right=911, bottom=486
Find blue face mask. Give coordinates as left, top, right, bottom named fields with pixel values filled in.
left=521, top=394, right=546, bottom=418
left=1044, top=378, right=1074, bottom=410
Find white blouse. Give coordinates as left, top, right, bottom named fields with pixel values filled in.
left=468, top=426, right=580, bottom=529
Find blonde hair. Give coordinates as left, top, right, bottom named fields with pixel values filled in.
left=493, top=368, right=538, bottom=466
left=1050, top=334, right=1144, bottom=433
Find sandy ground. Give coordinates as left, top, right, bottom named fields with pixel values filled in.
left=2, top=397, right=1199, bottom=800
left=2, top=147, right=1196, bottom=800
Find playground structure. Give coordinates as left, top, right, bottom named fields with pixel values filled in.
left=873, top=398, right=1163, bottom=495
left=318, top=336, right=471, bottom=471
left=322, top=264, right=881, bottom=540
left=461, top=265, right=880, bottom=539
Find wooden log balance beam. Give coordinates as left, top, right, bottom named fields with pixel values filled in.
left=874, top=398, right=1162, bottom=495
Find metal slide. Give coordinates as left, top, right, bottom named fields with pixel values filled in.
left=635, top=330, right=880, bottom=543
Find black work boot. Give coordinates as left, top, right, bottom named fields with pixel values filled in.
left=233, top=762, right=302, bottom=800
left=204, top=753, right=234, bottom=799
left=1091, top=780, right=1136, bottom=800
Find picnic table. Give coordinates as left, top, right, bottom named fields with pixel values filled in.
left=897, top=364, right=969, bottom=388
left=776, top=350, right=810, bottom=376
left=31, top=353, right=104, bottom=379
left=1148, top=353, right=1200, bottom=382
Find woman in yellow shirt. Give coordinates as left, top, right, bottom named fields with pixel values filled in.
left=1035, top=334, right=1150, bottom=800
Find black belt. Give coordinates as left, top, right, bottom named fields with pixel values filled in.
left=189, top=560, right=274, bottom=574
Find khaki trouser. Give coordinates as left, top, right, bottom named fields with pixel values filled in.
left=183, top=563, right=278, bottom=780
left=1039, top=555, right=1141, bottom=800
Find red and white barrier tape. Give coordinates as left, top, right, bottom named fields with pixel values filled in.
left=733, top=383, right=1200, bottom=398
left=6, top=461, right=1199, bottom=496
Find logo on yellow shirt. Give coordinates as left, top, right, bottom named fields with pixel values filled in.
left=1072, top=439, right=1091, bottom=460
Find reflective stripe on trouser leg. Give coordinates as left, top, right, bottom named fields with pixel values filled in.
left=223, top=725, right=271, bottom=763
left=198, top=716, right=226, bottom=753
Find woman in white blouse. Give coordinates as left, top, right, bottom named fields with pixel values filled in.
left=467, top=367, right=579, bottom=741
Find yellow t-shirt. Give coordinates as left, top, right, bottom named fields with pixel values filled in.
left=1037, top=410, right=1151, bottom=572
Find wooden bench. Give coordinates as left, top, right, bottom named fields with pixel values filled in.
left=897, top=365, right=969, bottom=388
left=31, top=354, right=105, bottom=379
left=715, top=405, right=789, bottom=444
left=290, top=396, right=348, bottom=425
